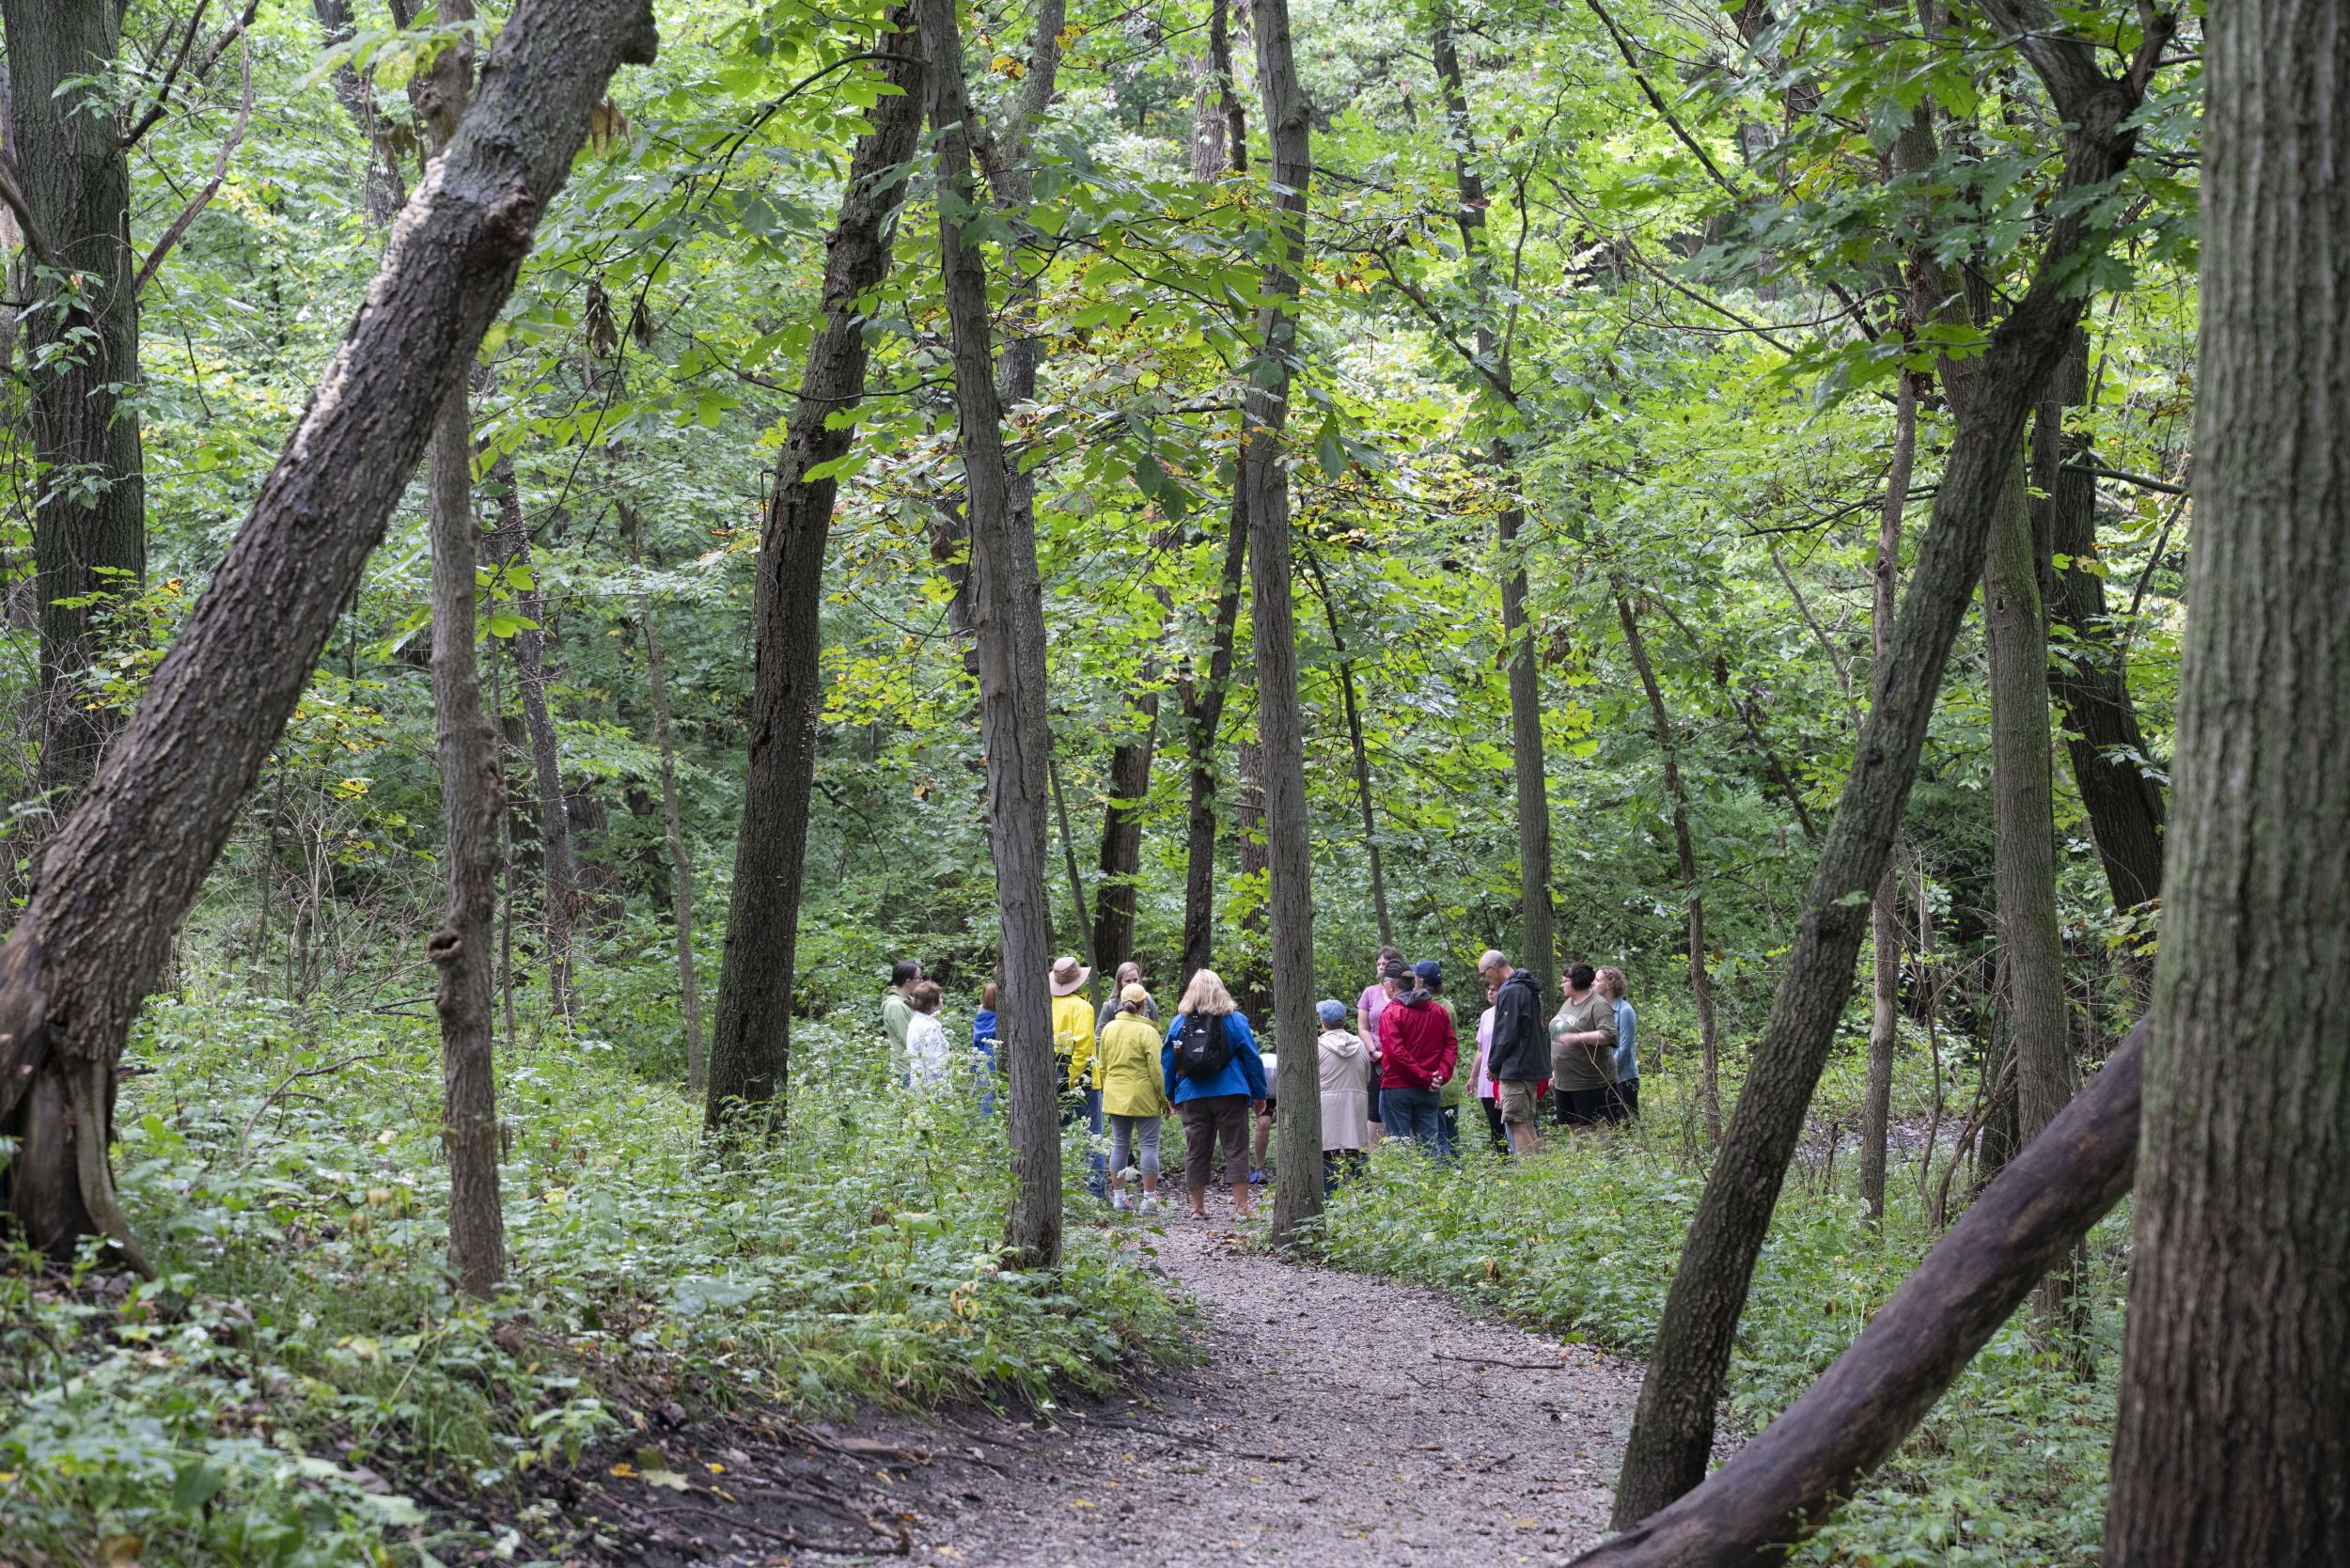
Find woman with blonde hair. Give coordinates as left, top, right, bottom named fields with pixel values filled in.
left=1596, top=965, right=1638, bottom=1121
left=1160, top=968, right=1270, bottom=1221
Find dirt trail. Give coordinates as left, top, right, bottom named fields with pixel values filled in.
left=570, top=1188, right=1641, bottom=1566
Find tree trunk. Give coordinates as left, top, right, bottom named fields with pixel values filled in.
left=1859, top=372, right=1919, bottom=1227
left=1234, top=734, right=1270, bottom=1021
left=2104, top=7, right=2350, bottom=1558
left=1048, top=747, right=1093, bottom=968
left=1499, top=501, right=1560, bottom=1007
left=0, top=0, right=660, bottom=1264
left=1303, top=550, right=1391, bottom=947
left=3, top=0, right=147, bottom=813
left=415, top=1, right=506, bottom=1300
left=629, top=522, right=704, bottom=1094
left=704, top=16, right=922, bottom=1131
left=1090, top=691, right=1158, bottom=970
left=2038, top=326, right=2166, bottom=912
left=1574, top=1027, right=2145, bottom=1568
left=1244, top=0, right=1322, bottom=1249
left=312, top=0, right=409, bottom=223
left=487, top=463, right=577, bottom=1027
left=1615, top=588, right=1720, bottom=1142
left=1179, top=492, right=1249, bottom=986
left=918, top=0, right=1062, bottom=1267
left=1611, top=18, right=2151, bottom=1519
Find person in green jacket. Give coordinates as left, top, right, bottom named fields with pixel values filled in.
left=1097, top=984, right=1172, bottom=1213
left=881, top=959, right=922, bottom=1082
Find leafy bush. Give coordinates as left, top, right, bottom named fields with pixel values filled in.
left=1, top=995, right=1182, bottom=1565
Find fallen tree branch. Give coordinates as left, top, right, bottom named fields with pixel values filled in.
left=1574, top=1020, right=2144, bottom=1567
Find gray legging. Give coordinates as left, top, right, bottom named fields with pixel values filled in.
left=1107, top=1113, right=1163, bottom=1177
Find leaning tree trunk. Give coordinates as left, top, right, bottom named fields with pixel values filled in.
left=1611, top=12, right=2153, bottom=1520
left=1859, top=371, right=1919, bottom=1227
left=415, top=0, right=506, bottom=1300
left=2, top=0, right=147, bottom=812
left=0, top=0, right=660, bottom=1263
left=487, top=463, right=577, bottom=1027
left=1616, top=588, right=1720, bottom=1141
left=1179, top=492, right=1249, bottom=985
left=1246, top=0, right=1324, bottom=1250
left=704, top=14, right=922, bottom=1132
left=918, top=0, right=1062, bottom=1267
left=2037, top=326, right=2166, bottom=913
left=1983, top=444, right=2081, bottom=1345
left=2103, top=6, right=2350, bottom=1560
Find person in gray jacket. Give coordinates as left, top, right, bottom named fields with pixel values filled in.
left=1478, top=949, right=1545, bottom=1155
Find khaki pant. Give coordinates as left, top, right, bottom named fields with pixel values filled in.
left=1179, top=1094, right=1251, bottom=1189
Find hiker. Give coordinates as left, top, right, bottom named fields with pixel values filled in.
left=1049, top=956, right=1106, bottom=1198
left=882, top=959, right=922, bottom=1081
left=1480, top=949, right=1546, bottom=1156
left=1316, top=997, right=1372, bottom=1189
left=1598, top=965, right=1639, bottom=1121
left=1097, top=983, right=1171, bottom=1213
left=1549, top=961, right=1618, bottom=1129
left=1377, top=959, right=1458, bottom=1155
left=903, top=980, right=951, bottom=1090
left=972, top=980, right=1000, bottom=1116
left=1416, top=959, right=1465, bottom=1157
left=1161, top=968, right=1270, bottom=1221
left=1355, top=946, right=1405, bottom=1147
left=1250, top=1044, right=1278, bottom=1184
left=1095, top=960, right=1152, bottom=1040
left=1472, top=977, right=1506, bottom=1152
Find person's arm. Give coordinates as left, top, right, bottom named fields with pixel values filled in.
left=1162, top=1036, right=1179, bottom=1103
left=1437, top=1012, right=1459, bottom=1084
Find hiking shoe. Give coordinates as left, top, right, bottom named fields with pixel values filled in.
left=1111, top=1192, right=1131, bottom=1212
left=1248, top=1168, right=1268, bottom=1185
left=1138, top=1196, right=1161, bottom=1215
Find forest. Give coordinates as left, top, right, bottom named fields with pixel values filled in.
left=0, top=0, right=2342, bottom=1564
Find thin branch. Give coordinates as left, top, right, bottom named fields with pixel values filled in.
left=2065, top=461, right=2186, bottom=495
left=119, top=1, right=261, bottom=153
left=133, top=32, right=254, bottom=296
left=1577, top=0, right=1740, bottom=199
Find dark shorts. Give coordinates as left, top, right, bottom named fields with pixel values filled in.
left=1260, top=1096, right=1277, bottom=1118
left=1555, top=1086, right=1613, bottom=1127
left=1607, top=1077, right=1639, bottom=1121
left=1179, top=1094, right=1252, bottom=1188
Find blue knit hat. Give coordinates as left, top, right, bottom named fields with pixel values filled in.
left=1412, top=958, right=1443, bottom=989
left=1316, top=998, right=1347, bottom=1027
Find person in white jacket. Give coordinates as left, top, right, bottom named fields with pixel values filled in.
left=903, top=980, right=953, bottom=1090
left=1315, top=998, right=1373, bottom=1191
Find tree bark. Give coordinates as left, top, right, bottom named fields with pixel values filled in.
left=1245, top=0, right=1323, bottom=1250
left=918, top=0, right=1062, bottom=1267
left=1234, top=733, right=1270, bottom=1021
left=1179, top=492, right=1249, bottom=986
left=0, top=0, right=659, bottom=1263
left=489, top=462, right=577, bottom=1026
left=415, top=0, right=506, bottom=1301
left=312, top=0, right=410, bottom=224
left=1574, top=1027, right=2144, bottom=1568
left=2037, top=326, right=2165, bottom=912
left=3, top=0, right=147, bottom=813
left=2104, top=5, right=2350, bottom=1558
left=1090, top=690, right=1158, bottom=970
left=1859, top=372, right=1919, bottom=1228
left=1615, top=588, right=1720, bottom=1142
left=1611, top=9, right=2153, bottom=1520
left=1048, top=747, right=1093, bottom=968
left=704, top=14, right=922, bottom=1131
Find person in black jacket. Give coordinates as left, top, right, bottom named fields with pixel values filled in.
left=1479, top=949, right=1545, bottom=1156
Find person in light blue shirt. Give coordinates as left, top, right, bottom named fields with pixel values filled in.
left=1598, top=965, right=1638, bottom=1121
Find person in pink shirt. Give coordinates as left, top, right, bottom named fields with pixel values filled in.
left=1473, top=979, right=1507, bottom=1152
left=1354, top=946, right=1403, bottom=1148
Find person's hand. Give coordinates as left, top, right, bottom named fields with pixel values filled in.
left=1252, top=1099, right=1265, bottom=1113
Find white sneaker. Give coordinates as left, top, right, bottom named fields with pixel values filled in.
left=1111, top=1192, right=1131, bottom=1212
left=1138, top=1197, right=1160, bottom=1215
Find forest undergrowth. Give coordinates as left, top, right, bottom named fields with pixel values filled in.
left=0, top=986, right=1183, bottom=1565
left=1318, top=1028, right=2123, bottom=1568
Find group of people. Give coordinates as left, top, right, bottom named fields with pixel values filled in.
left=876, top=940, right=1642, bottom=1220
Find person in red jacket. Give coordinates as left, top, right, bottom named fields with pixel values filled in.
left=1377, top=962, right=1458, bottom=1155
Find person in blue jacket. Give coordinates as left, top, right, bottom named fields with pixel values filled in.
left=1161, top=968, right=1269, bottom=1222
left=971, top=980, right=999, bottom=1116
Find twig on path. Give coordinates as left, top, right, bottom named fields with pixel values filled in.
left=1431, top=1351, right=1582, bottom=1371
left=640, top=1500, right=909, bottom=1554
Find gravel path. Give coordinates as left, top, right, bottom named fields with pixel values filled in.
left=913, top=1192, right=1643, bottom=1566
left=574, top=1189, right=1643, bottom=1566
